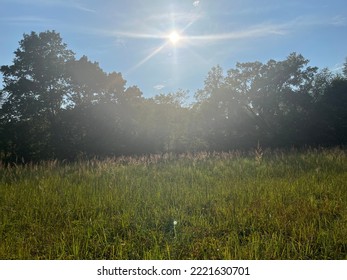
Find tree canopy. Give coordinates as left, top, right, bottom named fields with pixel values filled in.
left=1, top=31, right=347, bottom=162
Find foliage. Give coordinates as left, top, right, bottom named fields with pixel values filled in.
left=1, top=31, right=347, bottom=161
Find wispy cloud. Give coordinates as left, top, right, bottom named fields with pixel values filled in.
left=90, top=12, right=203, bottom=41
left=278, top=14, right=347, bottom=33
left=114, top=37, right=126, bottom=48
left=187, top=22, right=286, bottom=43
left=1, top=16, right=49, bottom=23
left=71, top=4, right=96, bottom=13
left=145, top=11, right=203, bottom=27
left=90, top=13, right=347, bottom=49
left=154, top=84, right=165, bottom=90
left=94, top=30, right=165, bottom=40
left=0, top=15, right=52, bottom=28
left=204, top=15, right=347, bottom=42
left=3, top=0, right=96, bottom=13
left=193, top=1, right=200, bottom=7
left=331, top=15, right=347, bottom=27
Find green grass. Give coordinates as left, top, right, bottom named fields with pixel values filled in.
left=0, top=148, right=346, bottom=259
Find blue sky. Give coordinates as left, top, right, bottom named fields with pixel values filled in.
left=1, top=0, right=347, bottom=98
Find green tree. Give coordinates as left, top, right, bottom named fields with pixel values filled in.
left=222, top=53, right=318, bottom=147
left=66, top=55, right=107, bottom=107
left=0, top=31, right=75, bottom=161
left=1, top=31, right=74, bottom=120
left=140, top=90, right=190, bottom=153
left=310, top=76, right=347, bottom=146
left=193, top=53, right=318, bottom=150
left=343, top=57, right=347, bottom=77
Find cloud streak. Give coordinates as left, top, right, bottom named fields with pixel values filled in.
left=88, top=13, right=346, bottom=49
left=331, top=15, right=347, bottom=26
left=154, top=84, right=165, bottom=90
left=3, top=0, right=96, bottom=13
left=193, top=1, right=200, bottom=7
left=0, top=16, right=49, bottom=23
left=185, top=14, right=347, bottom=44
left=187, top=23, right=286, bottom=42
left=96, top=21, right=286, bottom=43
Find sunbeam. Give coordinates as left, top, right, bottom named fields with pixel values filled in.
left=126, top=42, right=169, bottom=74
left=110, top=31, right=165, bottom=40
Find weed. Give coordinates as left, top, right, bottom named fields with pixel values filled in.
left=0, top=149, right=346, bottom=259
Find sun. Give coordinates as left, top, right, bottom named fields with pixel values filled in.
left=169, top=31, right=181, bottom=45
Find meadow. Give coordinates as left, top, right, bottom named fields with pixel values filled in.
left=0, top=148, right=346, bottom=260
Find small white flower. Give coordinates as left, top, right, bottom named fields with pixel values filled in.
left=173, top=220, right=178, bottom=226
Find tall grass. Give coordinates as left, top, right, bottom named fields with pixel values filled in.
left=0, top=148, right=346, bottom=259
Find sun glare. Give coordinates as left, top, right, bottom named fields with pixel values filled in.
left=169, top=31, right=180, bottom=45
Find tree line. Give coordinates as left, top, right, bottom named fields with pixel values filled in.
left=1, top=30, right=347, bottom=162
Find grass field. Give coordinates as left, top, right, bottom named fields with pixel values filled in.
left=0, top=148, right=346, bottom=260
